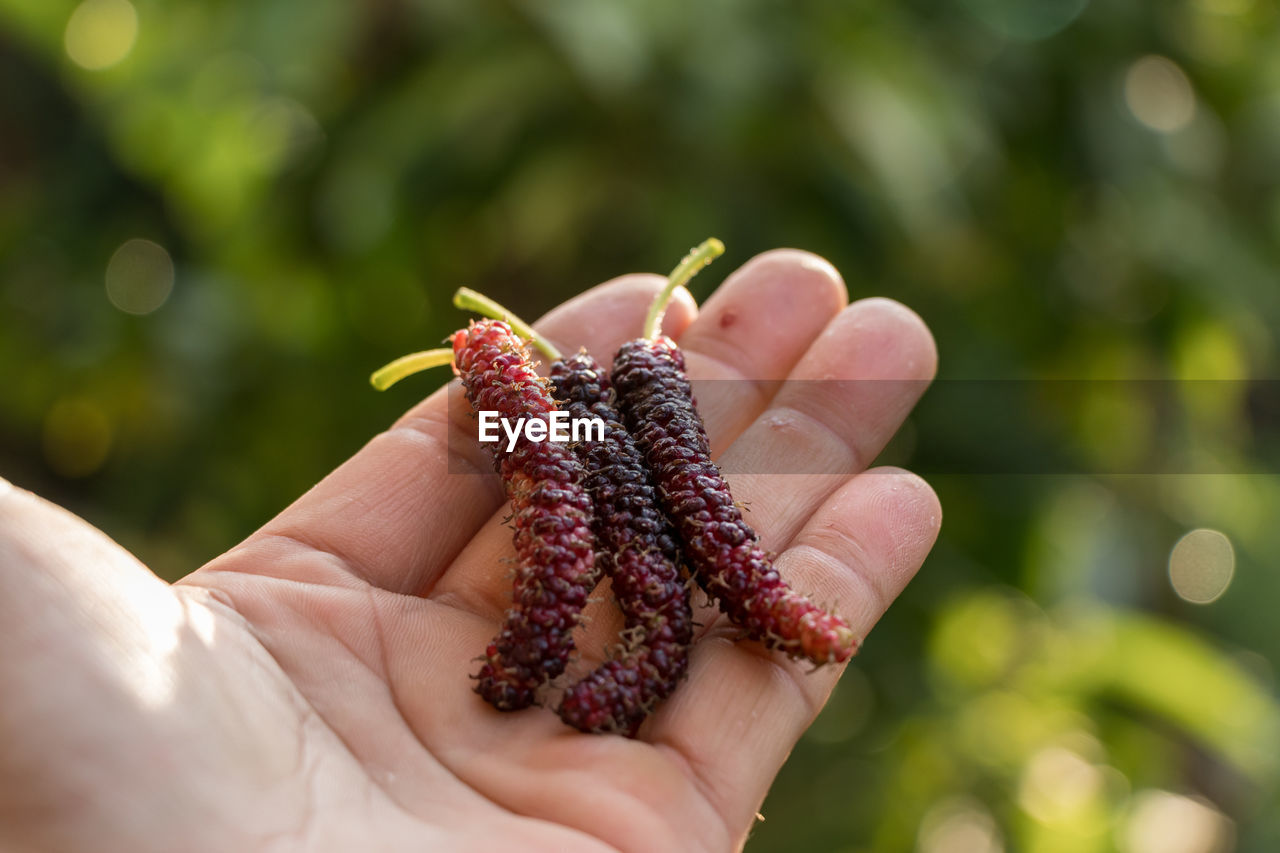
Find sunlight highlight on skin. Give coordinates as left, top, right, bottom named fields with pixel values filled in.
left=103, top=577, right=188, bottom=710
left=185, top=596, right=218, bottom=645
left=122, top=604, right=182, bottom=708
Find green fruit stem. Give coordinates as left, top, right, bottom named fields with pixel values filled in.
left=370, top=348, right=454, bottom=390
left=642, top=238, right=725, bottom=341
left=453, top=287, right=560, bottom=362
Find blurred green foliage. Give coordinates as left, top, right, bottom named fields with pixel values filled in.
left=2, top=0, right=1278, bottom=850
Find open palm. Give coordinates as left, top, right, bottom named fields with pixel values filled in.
left=0, top=251, right=941, bottom=853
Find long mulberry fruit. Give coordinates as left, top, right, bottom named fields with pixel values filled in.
left=611, top=240, right=859, bottom=665
left=453, top=289, right=693, bottom=736
left=370, top=320, right=600, bottom=710
left=452, top=321, right=601, bottom=709
left=549, top=351, right=693, bottom=735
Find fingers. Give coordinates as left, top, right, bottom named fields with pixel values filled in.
left=429, top=250, right=847, bottom=612
left=648, top=468, right=942, bottom=838
left=715, top=297, right=938, bottom=551
left=534, top=278, right=697, bottom=369
left=678, top=250, right=848, bottom=452
left=432, top=294, right=931, bottom=629
left=202, top=275, right=697, bottom=594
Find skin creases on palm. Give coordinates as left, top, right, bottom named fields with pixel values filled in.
left=0, top=252, right=941, bottom=853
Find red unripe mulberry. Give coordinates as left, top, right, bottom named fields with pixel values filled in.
left=452, top=321, right=600, bottom=710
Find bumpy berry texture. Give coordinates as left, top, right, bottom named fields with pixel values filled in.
left=452, top=321, right=600, bottom=710
left=612, top=337, right=858, bottom=665
left=550, top=351, right=693, bottom=736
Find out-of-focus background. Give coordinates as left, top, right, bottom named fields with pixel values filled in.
left=2, top=1, right=1278, bottom=850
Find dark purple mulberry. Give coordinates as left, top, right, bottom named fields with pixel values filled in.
left=451, top=321, right=600, bottom=710
left=612, top=336, right=858, bottom=665
left=550, top=351, right=693, bottom=736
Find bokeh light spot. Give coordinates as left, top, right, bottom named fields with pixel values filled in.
left=105, top=238, right=174, bottom=315
left=1125, top=56, right=1196, bottom=133
left=64, top=0, right=138, bottom=71
left=918, top=797, right=1004, bottom=853
left=1018, top=746, right=1103, bottom=823
left=1123, top=790, right=1234, bottom=853
left=43, top=397, right=113, bottom=478
left=1168, top=528, right=1234, bottom=604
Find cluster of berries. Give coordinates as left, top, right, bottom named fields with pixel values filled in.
left=372, top=240, right=857, bottom=736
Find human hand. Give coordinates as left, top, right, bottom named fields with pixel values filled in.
left=0, top=251, right=941, bottom=853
